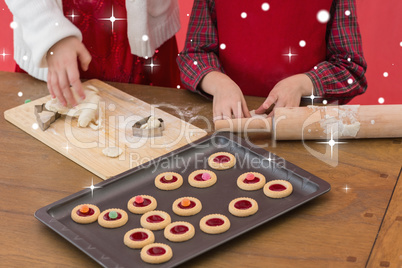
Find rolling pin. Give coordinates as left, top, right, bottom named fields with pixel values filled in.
left=214, top=105, right=402, bottom=140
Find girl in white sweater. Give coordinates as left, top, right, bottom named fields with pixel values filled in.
left=6, top=0, right=181, bottom=106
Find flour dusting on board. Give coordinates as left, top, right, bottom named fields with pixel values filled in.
left=308, top=105, right=361, bottom=137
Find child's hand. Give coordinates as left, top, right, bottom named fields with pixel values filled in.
left=255, top=74, right=313, bottom=115
left=46, top=36, right=92, bottom=106
left=200, top=71, right=251, bottom=121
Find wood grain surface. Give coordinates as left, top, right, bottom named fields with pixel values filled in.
left=1, top=72, right=401, bottom=268
left=4, top=79, right=207, bottom=179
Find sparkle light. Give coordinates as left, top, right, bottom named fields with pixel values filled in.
left=84, top=178, right=102, bottom=197
left=261, top=3, right=270, bottom=11
left=193, top=61, right=198, bottom=65
left=378, top=97, right=385, bottom=104
left=144, top=57, right=160, bottom=74
left=400, top=42, right=402, bottom=47
left=23, top=55, right=28, bottom=61
left=142, top=35, right=149, bottom=42
left=345, top=10, right=351, bottom=16
left=348, top=78, right=353, bottom=84
left=347, top=57, right=351, bottom=62
left=66, top=10, right=79, bottom=22
left=323, top=99, right=328, bottom=105
left=383, top=72, right=389, bottom=77
left=220, top=43, right=226, bottom=50
left=317, top=10, right=330, bottom=23
left=177, top=85, right=181, bottom=89
left=343, top=185, right=351, bottom=193
left=1, top=49, right=11, bottom=61
left=64, top=143, right=70, bottom=153
left=32, top=123, right=39, bottom=130
left=99, top=6, right=126, bottom=32
left=299, top=40, right=306, bottom=47
left=314, top=66, right=318, bottom=70
left=317, top=127, right=347, bottom=159
left=241, top=12, right=247, bottom=19
left=283, top=47, right=297, bottom=63
left=18, top=92, right=23, bottom=97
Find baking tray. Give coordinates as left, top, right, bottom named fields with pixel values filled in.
left=35, top=133, right=331, bottom=268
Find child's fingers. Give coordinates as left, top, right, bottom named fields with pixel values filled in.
left=255, top=94, right=277, bottom=114
left=77, top=44, right=92, bottom=71
left=47, top=71, right=56, bottom=98
left=232, top=101, right=244, bottom=119
left=66, top=61, right=86, bottom=101
left=241, top=98, right=251, bottom=118
left=49, top=73, right=67, bottom=107
left=58, top=70, right=77, bottom=107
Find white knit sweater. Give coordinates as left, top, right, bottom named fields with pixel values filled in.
left=5, top=0, right=180, bottom=82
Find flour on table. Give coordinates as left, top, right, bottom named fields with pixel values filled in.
left=45, top=85, right=102, bottom=129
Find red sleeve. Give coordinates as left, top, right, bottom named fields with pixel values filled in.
left=305, top=0, right=368, bottom=104
left=176, top=0, right=223, bottom=97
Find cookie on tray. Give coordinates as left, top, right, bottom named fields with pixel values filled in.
left=188, top=169, right=217, bottom=188
left=127, top=195, right=157, bottom=214
left=154, top=172, right=183, bottom=190
left=71, top=204, right=100, bottom=224
left=237, top=172, right=266, bottom=191
left=140, top=210, right=171, bottom=230
left=164, top=221, right=195, bottom=242
left=124, top=228, right=155, bottom=249
left=208, top=152, right=236, bottom=170
left=98, top=208, right=128, bottom=228
left=199, top=214, right=231, bottom=234
left=140, top=243, right=173, bottom=264
left=263, top=180, right=293, bottom=199
left=172, top=197, right=202, bottom=216
left=228, top=197, right=258, bottom=217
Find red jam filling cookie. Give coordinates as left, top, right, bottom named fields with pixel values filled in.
left=127, top=194, right=157, bottom=214
left=140, top=210, right=171, bottom=230
left=172, top=197, right=202, bottom=216
left=229, top=197, right=258, bottom=217
left=263, top=180, right=293, bottom=198
left=188, top=170, right=217, bottom=188
left=237, top=172, right=266, bottom=191
left=140, top=243, right=173, bottom=264
left=199, top=214, right=230, bottom=234
left=155, top=172, right=183, bottom=190
left=98, top=208, right=128, bottom=228
left=164, top=221, right=195, bottom=242
left=208, top=152, right=236, bottom=170
left=71, top=204, right=100, bottom=224
left=124, top=228, right=155, bottom=249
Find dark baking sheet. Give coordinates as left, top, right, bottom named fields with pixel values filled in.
left=35, top=133, right=330, bottom=268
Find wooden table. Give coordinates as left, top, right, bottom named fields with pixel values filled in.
left=1, top=71, right=401, bottom=268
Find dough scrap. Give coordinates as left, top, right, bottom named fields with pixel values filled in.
left=45, top=85, right=102, bottom=129
left=102, top=147, right=123, bottom=158
left=140, top=116, right=161, bottom=129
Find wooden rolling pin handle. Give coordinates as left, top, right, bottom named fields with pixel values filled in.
left=214, top=117, right=272, bottom=133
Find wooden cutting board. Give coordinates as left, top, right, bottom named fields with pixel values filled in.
left=4, top=79, right=207, bottom=180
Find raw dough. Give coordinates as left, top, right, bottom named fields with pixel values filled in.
left=45, top=85, right=102, bottom=129
left=140, top=116, right=161, bottom=129
left=250, top=110, right=268, bottom=118
left=102, top=147, right=123, bottom=158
